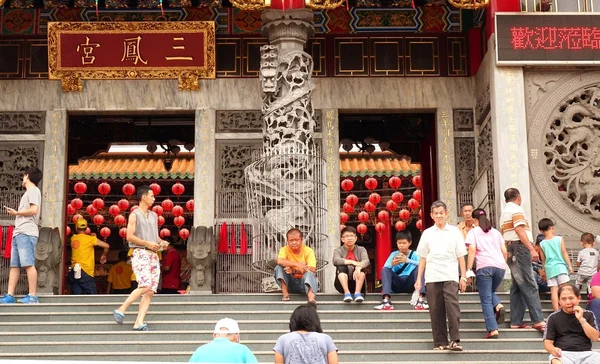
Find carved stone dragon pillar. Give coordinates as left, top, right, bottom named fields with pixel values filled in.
left=186, top=226, right=216, bottom=293
left=35, top=227, right=63, bottom=295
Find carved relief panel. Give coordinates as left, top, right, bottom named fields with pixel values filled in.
left=216, top=110, right=322, bottom=133
left=0, top=112, right=45, bottom=134
left=454, top=137, right=476, bottom=191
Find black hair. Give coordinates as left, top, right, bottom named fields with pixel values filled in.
left=538, top=218, right=554, bottom=232
left=581, top=233, right=595, bottom=245
left=137, top=185, right=151, bottom=200
left=118, top=251, right=128, bottom=262
left=341, top=226, right=357, bottom=237
left=286, top=228, right=303, bottom=239
left=461, top=203, right=474, bottom=210
left=289, top=304, right=323, bottom=333
left=25, top=167, right=43, bottom=186
left=558, top=284, right=580, bottom=298
left=430, top=200, right=447, bottom=212
left=395, top=230, right=412, bottom=242
left=472, top=208, right=492, bottom=233
left=535, top=233, right=545, bottom=246
left=504, top=188, right=520, bottom=202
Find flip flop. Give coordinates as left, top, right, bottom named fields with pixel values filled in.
left=133, top=323, right=148, bottom=331
left=433, top=346, right=447, bottom=350
left=281, top=296, right=290, bottom=301
left=113, top=310, right=125, bottom=325
left=447, top=341, right=463, bottom=351
left=510, top=323, right=532, bottom=329
left=532, top=322, right=546, bottom=333
left=495, top=305, right=506, bottom=324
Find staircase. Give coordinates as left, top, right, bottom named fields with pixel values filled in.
left=0, top=292, right=597, bottom=363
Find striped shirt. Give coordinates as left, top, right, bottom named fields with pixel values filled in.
left=499, top=201, right=533, bottom=243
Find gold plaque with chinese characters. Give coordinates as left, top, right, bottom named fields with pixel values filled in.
left=48, top=22, right=216, bottom=92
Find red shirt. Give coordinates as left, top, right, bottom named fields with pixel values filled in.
left=162, top=249, right=182, bottom=290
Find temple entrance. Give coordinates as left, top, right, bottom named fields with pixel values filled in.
left=338, top=112, right=436, bottom=292
left=64, top=112, right=195, bottom=294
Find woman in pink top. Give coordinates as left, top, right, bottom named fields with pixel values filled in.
left=466, top=209, right=508, bottom=339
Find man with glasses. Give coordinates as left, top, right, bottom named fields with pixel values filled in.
left=333, top=226, right=369, bottom=303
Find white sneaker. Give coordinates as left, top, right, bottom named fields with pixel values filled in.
left=374, top=299, right=394, bottom=310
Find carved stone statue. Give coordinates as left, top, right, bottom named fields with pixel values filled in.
left=35, top=227, right=62, bottom=294
left=186, top=226, right=215, bottom=292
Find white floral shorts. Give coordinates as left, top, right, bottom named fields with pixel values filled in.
left=132, top=249, right=160, bottom=292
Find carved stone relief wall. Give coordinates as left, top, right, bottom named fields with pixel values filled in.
left=453, top=109, right=474, bottom=131
left=216, top=110, right=322, bottom=133
left=0, top=112, right=45, bottom=134
left=477, top=120, right=492, bottom=175
left=454, top=137, right=476, bottom=193
left=526, top=70, right=600, bottom=243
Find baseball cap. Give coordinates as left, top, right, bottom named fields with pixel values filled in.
left=76, top=219, right=88, bottom=229
left=214, top=318, right=240, bottom=334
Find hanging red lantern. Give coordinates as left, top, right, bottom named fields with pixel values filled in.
left=358, top=211, right=370, bottom=223
left=157, top=215, right=165, bottom=227
left=74, top=182, right=87, bottom=194
left=416, top=219, right=424, bottom=231
left=395, top=221, right=407, bottom=231
left=122, top=183, right=136, bottom=197
left=340, top=224, right=346, bottom=231
left=413, top=189, right=422, bottom=202
left=345, top=194, right=358, bottom=206
left=67, top=204, right=76, bottom=216
left=92, top=198, right=105, bottom=210
left=66, top=226, right=71, bottom=236
left=375, top=222, right=386, bottom=234
left=85, top=227, right=91, bottom=235
left=86, top=205, right=97, bottom=216
left=117, top=199, right=130, bottom=211
left=179, top=228, right=190, bottom=240
left=186, top=199, right=194, bottom=212
left=364, top=201, right=376, bottom=212
left=100, top=227, right=111, bottom=239
left=340, top=212, right=349, bottom=224
left=161, top=199, right=174, bottom=211
left=172, top=183, right=185, bottom=196
left=93, top=214, right=105, bottom=226
left=412, top=175, right=422, bottom=188
left=357, top=223, right=368, bottom=235
left=98, top=182, right=111, bottom=195
left=368, top=193, right=381, bottom=205
left=172, top=205, right=184, bottom=217
left=130, top=205, right=139, bottom=212
left=391, top=192, right=404, bottom=204
left=341, top=178, right=354, bottom=192
left=119, top=227, right=128, bottom=238
left=150, top=183, right=161, bottom=196
left=386, top=200, right=398, bottom=211
left=114, top=214, right=126, bottom=226
left=418, top=209, right=423, bottom=218
left=160, top=228, right=171, bottom=238
left=174, top=215, right=185, bottom=228
left=388, top=176, right=401, bottom=189
left=399, top=209, right=411, bottom=221
left=72, top=214, right=83, bottom=224
left=377, top=210, right=390, bottom=221
left=343, top=203, right=354, bottom=213
left=152, top=205, right=164, bottom=216
left=108, top=205, right=120, bottom=217
left=365, top=177, right=378, bottom=190
left=70, top=198, right=83, bottom=210
left=408, top=198, right=420, bottom=210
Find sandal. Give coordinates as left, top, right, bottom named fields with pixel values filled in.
left=447, top=340, right=463, bottom=351
left=510, top=323, right=532, bottom=329
left=281, top=296, right=290, bottom=301
left=133, top=323, right=148, bottom=331
left=495, top=305, right=506, bottom=325
left=113, top=310, right=125, bottom=325
left=532, top=322, right=546, bottom=333
left=484, top=331, right=499, bottom=339
left=433, top=345, right=447, bottom=350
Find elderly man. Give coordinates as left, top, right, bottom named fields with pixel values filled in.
left=189, top=318, right=258, bottom=363
left=457, top=203, right=475, bottom=240
left=274, top=228, right=318, bottom=304
left=333, top=226, right=369, bottom=303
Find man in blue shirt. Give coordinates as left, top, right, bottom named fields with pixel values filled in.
left=189, top=318, right=258, bottom=363
left=374, top=231, right=427, bottom=311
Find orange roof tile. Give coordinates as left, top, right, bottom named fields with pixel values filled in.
left=340, top=152, right=420, bottom=177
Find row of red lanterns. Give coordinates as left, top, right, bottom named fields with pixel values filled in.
left=69, top=198, right=194, bottom=217
left=73, top=182, right=186, bottom=197
left=66, top=222, right=191, bottom=240
left=341, top=175, right=421, bottom=192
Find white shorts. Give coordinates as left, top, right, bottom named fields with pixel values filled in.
left=549, top=350, right=600, bottom=364
left=547, top=273, right=570, bottom=287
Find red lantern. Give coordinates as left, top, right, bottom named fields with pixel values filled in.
left=152, top=205, right=164, bottom=216
left=92, top=198, right=105, bottom=210
left=150, top=183, right=161, bottom=196
left=186, top=199, right=194, bottom=212
left=108, top=205, right=121, bottom=217
left=118, top=199, right=130, bottom=211
left=358, top=211, right=370, bottom=223
left=357, top=223, right=368, bottom=235
left=391, top=192, right=404, bottom=204
left=395, top=221, right=406, bottom=231
left=70, top=198, right=83, bottom=210
left=119, top=227, right=128, bottom=238
left=160, top=228, right=171, bottom=238
left=341, top=178, right=354, bottom=192
left=172, top=183, right=185, bottom=196
left=72, top=214, right=83, bottom=224
left=179, top=228, right=190, bottom=240
left=340, top=212, right=349, bottom=224
left=412, top=175, right=422, bottom=188
left=416, top=219, right=424, bottom=231
left=388, top=176, right=401, bottom=189
left=67, top=204, right=76, bottom=216
left=377, top=210, right=390, bottom=221
left=130, top=205, right=139, bottom=212
left=413, top=189, right=422, bottom=202
left=375, top=222, right=386, bottom=234
left=86, top=205, right=97, bottom=216
left=408, top=198, right=420, bottom=210
left=74, top=182, right=87, bottom=194
left=386, top=200, right=398, bottom=211
left=100, top=227, right=111, bottom=239
left=174, top=216, right=185, bottom=228
left=343, top=203, right=354, bottom=213
left=66, top=226, right=71, bottom=236
left=345, top=194, right=358, bottom=206
left=365, top=177, right=378, bottom=190
left=364, top=201, right=376, bottom=212
left=114, top=214, right=126, bottom=226
left=98, top=182, right=111, bottom=195
left=85, top=227, right=91, bottom=235
left=399, top=209, right=410, bottom=221
left=418, top=209, right=423, bottom=218
left=93, top=214, right=105, bottom=226
left=340, top=224, right=346, bottom=231
left=122, top=183, right=136, bottom=197
left=368, top=193, right=381, bottom=205
left=172, top=205, right=184, bottom=217
left=157, top=215, right=165, bottom=227
left=161, top=199, right=174, bottom=211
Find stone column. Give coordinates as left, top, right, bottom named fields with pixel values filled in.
left=262, top=9, right=314, bottom=54
left=435, top=108, right=459, bottom=223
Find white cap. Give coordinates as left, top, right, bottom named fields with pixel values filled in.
left=214, top=318, right=240, bottom=334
